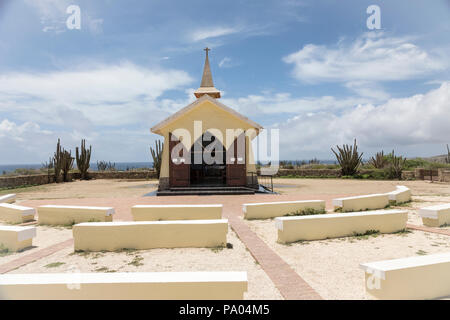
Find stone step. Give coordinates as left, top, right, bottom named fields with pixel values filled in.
left=157, top=189, right=255, bottom=196
left=171, top=186, right=255, bottom=191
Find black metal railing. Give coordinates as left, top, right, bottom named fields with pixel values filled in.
left=247, top=172, right=258, bottom=189
left=258, top=174, right=273, bottom=192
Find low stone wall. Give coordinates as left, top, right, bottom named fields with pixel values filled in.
left=0, top=174, right=54, bottom=188
left=414, top=168, right=439, bottom=180
left=438, top=169, right=450, bottom=183
left=273, top=169, right=341, bottom=177
left=401, top=170, right=415, bottom=180
left=2, top=167, right=447, bottom=189
left=89, top=171, right=158, bottom=180
left=0, top=170, right=158, bottom=189
left=272, top=168, right=386, bottom=178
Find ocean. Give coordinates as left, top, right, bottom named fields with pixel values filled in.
left=0, top=162, right=154, bottom=174
left=0, top=160, right=337, bottom=175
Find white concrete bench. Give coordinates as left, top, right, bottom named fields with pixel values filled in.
left=0, top=271, right=248, bottom=300
left=131, top=204, right=222, bottom=221
left=275, top=209, right=408, bottom=243
left=360, top=252, right=450, bottom=300
left=243, top=200, right=325, bottom=219
left=0, top=194, right=16, bottom=204
left=0, top=226, right=36, bottom=252
left=0, top=203, right=36, bottom=224
left=73, top=219, right=228, bottom=251
left=418, top=204, right=450, bottom=227
left=37, top=205, right=114, bottom=225
left=332, top=193, right=389, bottom=212
left=386, top=186, right=411, bottom=204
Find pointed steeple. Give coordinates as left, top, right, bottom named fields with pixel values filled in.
left=194, top=48, right=221, bottom=99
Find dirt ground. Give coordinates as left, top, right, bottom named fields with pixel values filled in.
left=244, top=218, right=450, bottom=299
left=7, top=226, right=283, bottom=300
left=1, top=177, right=449, bottom=300
left=4, top=177, right=449, bottom=200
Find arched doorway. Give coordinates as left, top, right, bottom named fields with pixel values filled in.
left=190, top=132, right=226, bottom=186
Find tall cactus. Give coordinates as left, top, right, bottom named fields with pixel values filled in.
left=61, top=148, right=74, bottom=182
left=53, top=139, right=63, bottom=183
left=331, top=139, right=363, bottom=176
left=369, top=151, right=388, bottom=169
left=446, top=144, right=450, bottom=164
left=76, top=139, right=92, bottom=180
left=386, top=150, right=406, bottom=179
left=150, top=140, right=163, bottom=178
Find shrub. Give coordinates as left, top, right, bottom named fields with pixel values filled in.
left=97, top=161, right=116, bottom=171
left=331, top=139, right=363, bottom=176
left=369, top=151, right=388, bottom=169
left=384, top=150, right=406, bottom=179
left=150, top=140, right=163, bottom=178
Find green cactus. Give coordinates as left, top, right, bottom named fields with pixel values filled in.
left=76, top=139, right=92, bottom=180
left=385, top=150, right=406, bottom=179
left=52, top=139, right=63, bottom=183
left=61, top=148, right=74, bottom=182
left=150, top=140, right=163, bottom=178
left=331, top=139, right=363, bottom=176
left=369, top=150, right=388, bottom=169
left=446, top=144, right=450, bottom=164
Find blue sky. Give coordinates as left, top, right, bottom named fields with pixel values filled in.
left=0, top=0, right=449, bottom=164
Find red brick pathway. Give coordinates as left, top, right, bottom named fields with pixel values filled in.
left=407, top=224, right=450, bottom=236
left=18, top=194, right=332, bottom=299
left=226, top=214, right=322, bottom=299
left=0, top=239, right=74, bottom=274
left=6, top=193, right=448, bottom=299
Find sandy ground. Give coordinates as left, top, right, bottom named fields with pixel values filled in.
left=1, top=179, right=160, bottom=201
left=0, top=224, right=72, bottom=264
left=244, top=216, right=450, bottom=299
left=272, top=178, right=450, bottom=196
left=1, top=178, right=450, bottom=300
left=7, top=226, right=283, bottom=300
left=4, top=177, right=449, bottom=200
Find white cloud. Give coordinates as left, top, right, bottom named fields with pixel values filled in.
left=0, top=62, right=193, bottom=127
left=0, top=119, right=51, bottom=141
left=283, top=33, right=448, bottom=84
left=275, top=82, right=450, bottom=159
left=0, top=119, right=57, bottom=163
left=187, top=24, right=273, bottom=44
left=344, top=81, right=390, bottom=101
left=189, top=27, right=240, bottom=42
left=218, top=57, right=232, bottom=68
left=0, top=63, right=195, bottom=163
left=25, top=0, right=104, bottom=35
left=222, top=92, right=374, bottom=117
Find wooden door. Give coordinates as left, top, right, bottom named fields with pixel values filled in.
left=169, top=132, right=190, bottom=187
left=226, top=134, right=246, bottom=186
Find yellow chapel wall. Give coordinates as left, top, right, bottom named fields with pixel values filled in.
left=158, top=99, right=259, bottom=180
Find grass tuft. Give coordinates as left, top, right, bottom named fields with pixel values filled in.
left=44, top=262, right=65, bottom=268
left=352, top=229, right=380, bottom=240
left=128, top=255, right=144, bottom=267
left=284, top=208, right=326, bottom=217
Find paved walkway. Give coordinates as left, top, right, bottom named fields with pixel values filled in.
left=0, top=239, right=73, bottom=274
left=18, top=193, right=334, bottom=299
left=406, top=223, right=450, bottom=236
left=3, top=193, right=448, bottom=299
left=225, top=213, right=322, bottom=299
